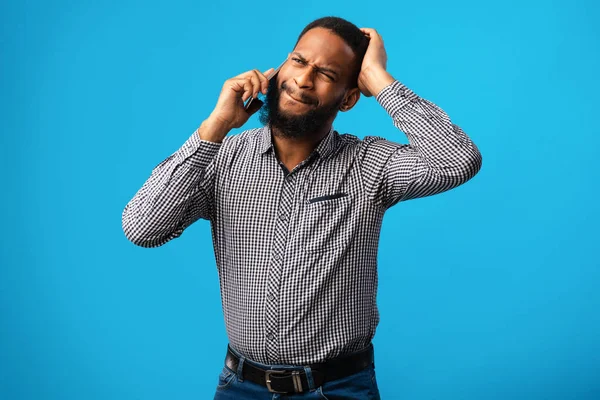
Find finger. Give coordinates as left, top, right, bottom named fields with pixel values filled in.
left=241, top=79, right=255, bottom=102
left=232, top=68, right=275, bottom=95
left=360, top=28, right=373, bottom=37
left=223, top=78, right=244, bottom=93
left=228, top=77, right=253, bottom=102
left=227, top=78, right=247, bottom=94
left=250, top=69, right=269, bottom=97
left=233, top=70, right=253, bottom=79
left=261, top=68, right=275, bottom=94
left=231, top=68, right=274, bottom=98
left=245, top=73, right=262, bottom=99
left=233, top=76, right=258, bottom=102
left=360, top=27, right=377, bottom=35
left=234, top=67, right=273, bottom=80
left=262, top=67, right=274, bottom=77
left=360, top=28, right=382, bottom=42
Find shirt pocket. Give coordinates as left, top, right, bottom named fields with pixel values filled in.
left=299, top=194, right=352, bottom=254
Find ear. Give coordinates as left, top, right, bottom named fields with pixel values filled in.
left=339, top=87, right=361, bottom=112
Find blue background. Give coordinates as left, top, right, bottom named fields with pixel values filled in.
left=1, top=0, right=599, bottom=399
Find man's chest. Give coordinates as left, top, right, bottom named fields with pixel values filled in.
left=213, top=151, right=370, bottom=254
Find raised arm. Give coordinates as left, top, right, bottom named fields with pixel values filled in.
left=122, top=66, right=274, bottom=247
left=358, top=28, right=482, bottom=208
left=121, top=121, right=224, bottom=248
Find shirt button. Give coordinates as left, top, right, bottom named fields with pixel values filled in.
left=274, top=254, right=281, bottom=261
left=279, top=214, right=287, bottom=221
left=268, top=293, right=275, bottom=301
left=267, top=333, right=274, bottom=340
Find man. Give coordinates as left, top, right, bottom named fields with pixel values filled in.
left=122, top=16, right=482, bottom=399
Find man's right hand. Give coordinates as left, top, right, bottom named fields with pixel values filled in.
left=200, top=68, right=275, bottom=143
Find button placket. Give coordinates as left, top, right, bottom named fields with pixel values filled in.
left=264, top=173, right=296, bottom=362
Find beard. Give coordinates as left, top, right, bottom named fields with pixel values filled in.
left=259, top=79, right=344, bottom=139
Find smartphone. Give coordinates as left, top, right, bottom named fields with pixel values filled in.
left=244, top=60, right=286, bottom=113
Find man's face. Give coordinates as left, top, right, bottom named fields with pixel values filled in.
left=260, top=27, right=358, bottom=138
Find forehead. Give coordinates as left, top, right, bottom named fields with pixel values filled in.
left=293, top=27, right=356, bottom=69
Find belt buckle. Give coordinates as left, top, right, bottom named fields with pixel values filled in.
left=265, top=370, right=288, bottom=394
left=265, top=370, right=304, bottom=393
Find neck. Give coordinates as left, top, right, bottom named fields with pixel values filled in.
left=271, top=123, right=331, bottom=172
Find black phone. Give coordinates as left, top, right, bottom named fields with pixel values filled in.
left=244, top=60, right=286, bottom=113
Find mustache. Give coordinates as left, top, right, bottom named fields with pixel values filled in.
left=280, top=81, right=318, bottom=106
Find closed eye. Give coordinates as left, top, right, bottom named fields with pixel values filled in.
left=318, top=70, right=335, bottom=81
left=292, top=57, right=336, bottom=81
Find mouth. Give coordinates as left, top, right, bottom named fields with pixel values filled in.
left=284, top=89, right=314, bottom=106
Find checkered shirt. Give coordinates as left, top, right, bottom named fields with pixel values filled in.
left=122, top=80, right=482, bottom=365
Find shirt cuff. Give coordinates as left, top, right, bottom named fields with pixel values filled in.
left=376, top=80, right=419, bottom=120
left=175, top=128, right=222, bottom=170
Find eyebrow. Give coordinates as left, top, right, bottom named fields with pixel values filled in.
left=291, top=52, right=340, bottom=77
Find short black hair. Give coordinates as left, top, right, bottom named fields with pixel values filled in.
left=295, top=16, right=369, bottom=88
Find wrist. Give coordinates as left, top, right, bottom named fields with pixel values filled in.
left=363, top=67, right=395, bottom=97
left=199, top=117, right=231, bottom=143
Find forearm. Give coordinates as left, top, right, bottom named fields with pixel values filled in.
left=121, top=122, right=224, bottom=247
left=377, top=80, right=482, bottom=183
left=197, top=116, right=232, bottom=143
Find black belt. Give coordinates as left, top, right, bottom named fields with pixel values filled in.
left=224, top=344, right=374, bottom=394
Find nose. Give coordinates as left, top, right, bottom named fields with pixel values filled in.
left=293, top=68, right=314, bottom=90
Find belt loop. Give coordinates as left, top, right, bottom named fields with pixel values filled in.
left=303, top=366, right=315, bottom=391
left=236, top=356, right=245, bottom=382
left=371, top=342, right=376, bottom=369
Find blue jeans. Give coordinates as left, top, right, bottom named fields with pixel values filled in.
left=213, top=346, right=381, bottom=400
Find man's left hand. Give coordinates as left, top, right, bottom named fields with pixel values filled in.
left=358, top=28, right=395, bottom=97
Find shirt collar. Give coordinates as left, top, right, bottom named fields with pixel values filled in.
left=259, top=124, right=338, bottom=159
